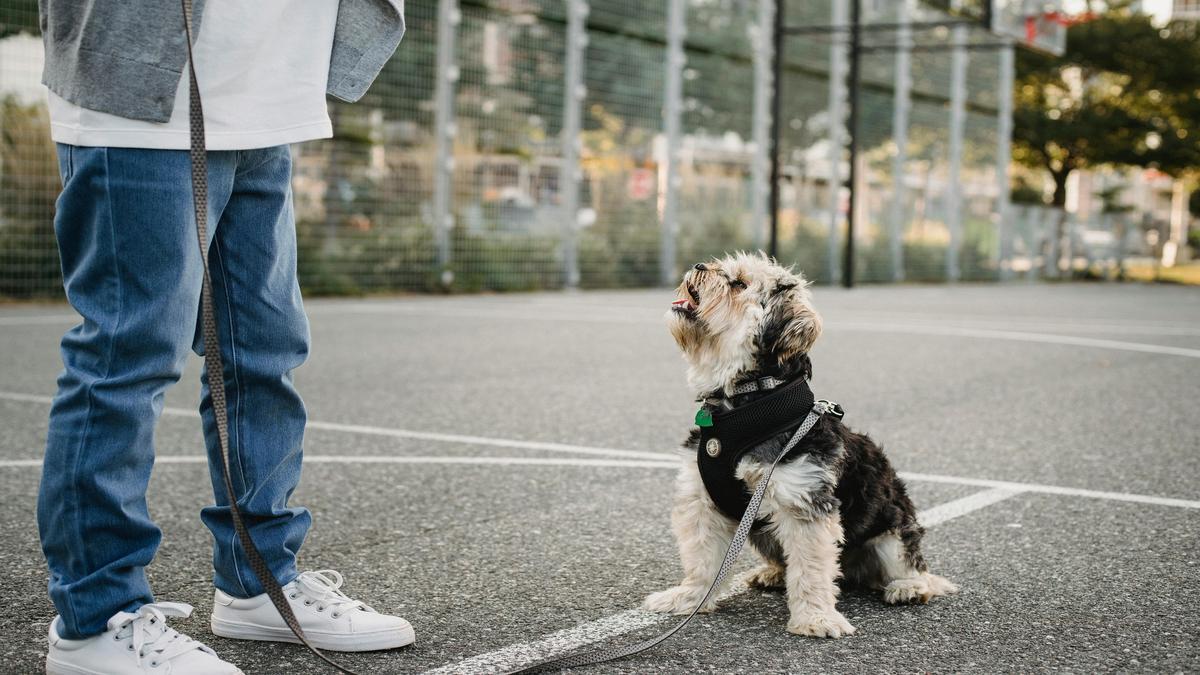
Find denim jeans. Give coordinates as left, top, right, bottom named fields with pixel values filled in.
left=38, top=144, right=312, bottom=639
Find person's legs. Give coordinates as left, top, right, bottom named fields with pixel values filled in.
left=202, top=147, right=414, bottom=652
left=37, top=144, right=237, bottom=639
left=197, top=145, right=312, bottom=599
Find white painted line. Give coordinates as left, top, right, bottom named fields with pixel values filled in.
left=159, top=455, right=680, bottom=469
left=0, top=391, right=671, bottom=462
left=6, top=304, right=1198, bottom=357
left=826, top=310, right=1200, bottom=337
left=4, top=390, right=1198, bottom=508
left=917, top=487, right=1022, bottom=527
left=836, top=321, right=1200, bottom=360
left=421, top=488, right=1017, bottom=674
left=0, top=459, right=42, bottom=468
left=900, top=471, right=1200, bottom=510
left=0, top=391, right=55, bottom=405
left=300, top=420, right=670, bottom=461
left=333, top=307, right=1200, bottom=359
left=423, top=609, right=664, bottom=675
left=4, top=455, right=678, bottom=470
left=0, top=314, right=78, bottom=327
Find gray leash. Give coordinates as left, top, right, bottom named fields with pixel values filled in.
left=182, top=2, right=354, bottom=672
left=183, top=4, right=826, bottom=670
left=506, top=403, right=833, bottom=674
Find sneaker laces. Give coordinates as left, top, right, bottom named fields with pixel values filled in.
left=291, top=570, right=372, bottom=617
left=107, top=602, right=212, bottom=668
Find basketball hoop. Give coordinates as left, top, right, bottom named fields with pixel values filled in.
left=991, top=1, right=1070, bottom=56
left=1023, top=9, right=1097, bottom=45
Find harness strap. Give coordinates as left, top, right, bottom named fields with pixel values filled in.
left=506, top=404, right=832, bottom=674
left=182, top=3, right=354, bottom=672
left=702, top=376, right=787, bottom=407
left=697, top=377, right=815, bottom=522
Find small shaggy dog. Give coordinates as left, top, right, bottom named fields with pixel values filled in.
left=643, top=252, right=956, bottom=638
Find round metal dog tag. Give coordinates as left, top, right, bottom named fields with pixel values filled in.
left=705, top=438, right=721, bottom=457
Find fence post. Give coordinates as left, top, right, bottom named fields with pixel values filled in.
left=945, top=23, right=968, bottom=282
left=561, top=0, right=588, bottom=289
left=888, top=0, right=912, bottom=282
left=660, top=0, right=686, bottom=286
left=825, top=0, right=848, bottom=285
left=751, top=0, right=774, bottom=253
left=433, top=0, right=460, bottom=283
left=995, top=42, right=1015, bottom=280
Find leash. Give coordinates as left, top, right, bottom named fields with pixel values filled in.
left=182, top=5, right=827, bottom=670
left=181, top=2, right=355, bottom=672
left=505, top=402, right=835, bottom=674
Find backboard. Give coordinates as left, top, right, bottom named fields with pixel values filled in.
left=922, top=0, right=1068, bottom=56
left=991, top=0, right=1068, bottom=56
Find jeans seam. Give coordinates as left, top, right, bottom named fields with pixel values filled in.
left=64, top=147, right=127, bottom=636
left=211, top=235, right=251, bottom=597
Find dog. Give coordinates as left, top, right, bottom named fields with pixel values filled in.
left=643, top=252, right=957, bottom=638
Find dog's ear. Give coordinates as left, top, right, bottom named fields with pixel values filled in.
left=758, top=281, right=822, bottom=366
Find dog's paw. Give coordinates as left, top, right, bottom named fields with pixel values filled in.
left=744, top=564, right=786, bottom=590
left=787, top=609, right=856, bottom=638
left=883, top=573, right=959, bottom=605
left=642, top=585, right=715, bottom=615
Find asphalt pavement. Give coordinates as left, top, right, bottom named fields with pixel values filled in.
left=1, top=282, right=1197, bottom=673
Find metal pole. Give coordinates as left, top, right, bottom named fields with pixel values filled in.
left=825, top=0, right=848, bottom=285
left=754, top=0, right=777, bottom=255
left=945, top=23, right=968, bottom=282
left=432, top=0, right=460, bottom=283
left=561, top=0, right=587, bottom=289
left=994, top=42, right=1015, bottom=280
left=660, top=0, right=685, bottom=286
left=888, top=0, right=911, bottom=282
left=842, top=0, right=861, bottom=289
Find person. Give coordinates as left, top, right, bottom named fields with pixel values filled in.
left=36, top=2, right=411, bottom=673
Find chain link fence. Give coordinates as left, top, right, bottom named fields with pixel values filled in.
left=0, top=0, right=1151, bottom=299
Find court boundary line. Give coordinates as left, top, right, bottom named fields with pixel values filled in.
left=4, top=308, right=1199, bottom=359
left=421, top=487, right=1024, bottom=674
left=2, top=390, right=1198, bottom=509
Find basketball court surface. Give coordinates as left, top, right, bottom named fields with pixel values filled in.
left=1, top=282, right=1197, bottom=673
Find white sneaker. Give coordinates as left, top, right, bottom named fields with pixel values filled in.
left=46, top=602, right=243, bottom=675
left=210, top=570, right=415, bottom=652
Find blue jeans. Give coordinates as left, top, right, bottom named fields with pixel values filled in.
left=38, top=144, right=312, bottom=639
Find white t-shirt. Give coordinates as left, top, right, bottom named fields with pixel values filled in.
left=48, top=0, right=340, bottom=150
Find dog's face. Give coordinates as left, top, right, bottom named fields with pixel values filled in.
left=667, top=252, right=821, bottom=394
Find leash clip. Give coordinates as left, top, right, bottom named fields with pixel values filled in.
left=813, top=399, right=844, bottom=419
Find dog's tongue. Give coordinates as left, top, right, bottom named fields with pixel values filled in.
left=672, top=298, right=691, bottom=308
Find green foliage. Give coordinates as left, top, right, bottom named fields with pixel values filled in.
left=1189, top=189, right=1200, bottom=219
left=1011, top=178, right=1045, bottom=205
left=0, top=0, right=38, bottom=38
left=1013, top=11, right=1200, bottom=205
left=0, top=97, right=62, bottom=298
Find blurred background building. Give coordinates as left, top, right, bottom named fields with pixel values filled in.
left=0, top=0, right=1195, bottom=297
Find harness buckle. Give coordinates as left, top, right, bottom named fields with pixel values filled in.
left=813, top=399, right=845, bottom=419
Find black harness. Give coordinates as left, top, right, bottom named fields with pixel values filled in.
left=697, top=378, right=841, bottom=523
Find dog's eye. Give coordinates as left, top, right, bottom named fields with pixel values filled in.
left=730, top=279, right=747, bottom=290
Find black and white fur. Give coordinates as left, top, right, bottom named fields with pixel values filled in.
left=645, top=252, right=957, bottom=638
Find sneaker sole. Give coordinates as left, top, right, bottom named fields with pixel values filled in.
left=48, top=655, right=245, bottom=675
left=210, top=616, right=415, bottom=652
left=46, top=657, right=105, bottom=675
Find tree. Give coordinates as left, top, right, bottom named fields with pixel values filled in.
left=0, top=1, right=39, bottom=39
left=1012, top=9, right=1200, bottom=208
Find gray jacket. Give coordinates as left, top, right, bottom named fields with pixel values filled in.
left=39, top=0, right=405, bottom=123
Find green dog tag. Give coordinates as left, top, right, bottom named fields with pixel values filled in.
left=695, top=408, right=713, bottom=427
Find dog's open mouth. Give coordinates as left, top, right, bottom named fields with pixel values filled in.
left=671, top=282, right=701, bottom=319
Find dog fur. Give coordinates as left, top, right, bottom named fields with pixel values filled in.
left=644, top=252, right=957, bottom=638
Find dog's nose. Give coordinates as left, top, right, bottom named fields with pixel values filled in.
left=694, top=263, right=707, bottom=272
